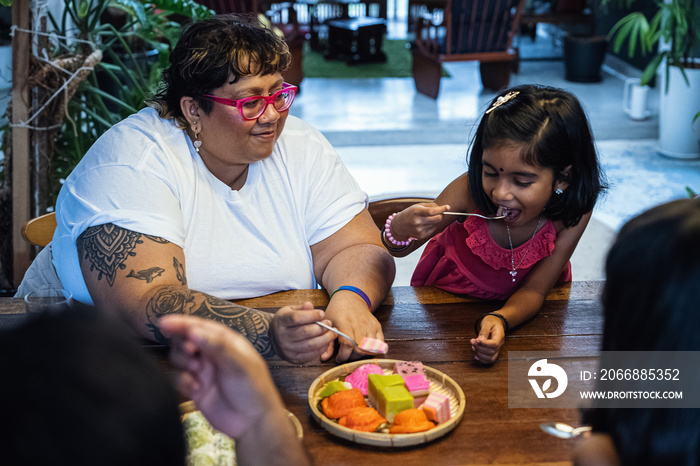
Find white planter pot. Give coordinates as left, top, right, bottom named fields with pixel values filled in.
left=658, top=65, right=700, bottom=159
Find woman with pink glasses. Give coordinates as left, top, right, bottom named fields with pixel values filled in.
left=17, top=14, right=394, bottom=365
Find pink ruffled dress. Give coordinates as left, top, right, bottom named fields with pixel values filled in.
left=411, top=213, right=571, bottom=300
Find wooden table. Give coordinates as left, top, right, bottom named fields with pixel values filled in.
left=0, top=281, right=604, bottom=465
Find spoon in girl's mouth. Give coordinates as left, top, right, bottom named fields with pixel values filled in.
left=443, top=212, right=506, bottom=220
left=496, top=206, right=518, bottom=220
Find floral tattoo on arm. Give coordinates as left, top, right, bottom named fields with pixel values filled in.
left=145, top=286, right=274, bottom=357
left=77, top=223, right=276, bottom=358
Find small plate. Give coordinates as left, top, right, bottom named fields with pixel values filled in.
left=308, top=359, right=466, bottom=447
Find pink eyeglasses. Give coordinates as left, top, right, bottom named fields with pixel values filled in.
left=200, top=83, right=298, bottom=121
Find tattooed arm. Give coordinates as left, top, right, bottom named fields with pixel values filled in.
left=76, top=224, right=335, bottom=362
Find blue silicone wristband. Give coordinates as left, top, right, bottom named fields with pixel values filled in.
left=330, top=285, right=372, bottom=310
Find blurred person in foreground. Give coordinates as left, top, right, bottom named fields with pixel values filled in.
left=0, top=308, right=310, bottom=466
left=574, top=197, right=700, bottom=466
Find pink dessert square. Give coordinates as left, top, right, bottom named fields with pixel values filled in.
left=394, top=361, right=424, bottom=377
left=402, top=374, right=430, bottom=398
left=344, top=363, right=384, bottom=396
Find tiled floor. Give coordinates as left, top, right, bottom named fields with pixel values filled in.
left=288, top=23, right=696, bottom=284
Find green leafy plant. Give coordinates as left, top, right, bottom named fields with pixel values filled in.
left=603, top=0, right=699, bottom=89
left=43, top=0, right=213, bottom=204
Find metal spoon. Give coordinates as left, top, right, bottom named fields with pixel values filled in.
left=540, top=422, right=592, bottom=439
left=315, top=321, right=387, bottom=355
left=443, top=212, right=506, bottom=220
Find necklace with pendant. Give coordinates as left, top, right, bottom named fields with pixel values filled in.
left=506, top=216, right=543, bottom=282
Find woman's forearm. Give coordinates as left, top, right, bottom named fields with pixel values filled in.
left=143, top=285, right=276, bottom=358
left=320, top=243, right=395, bottom=311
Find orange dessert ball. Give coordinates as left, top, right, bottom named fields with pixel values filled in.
left=389, top=408, right=435, bottom=433
left=321, top=388, right=367, bottom=419
left=339, top=406, right=386, bottom=432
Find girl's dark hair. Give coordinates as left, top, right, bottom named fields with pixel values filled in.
left=467, top=84, right=607, bottom=227
left=583, top=198, right=700, bottom=465
left=150, top=13, right=291, bottom=127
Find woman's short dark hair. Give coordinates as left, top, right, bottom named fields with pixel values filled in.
left=150, top=13, right=291, bottom=127
left=467, top=84, right=607, bottom=227
left=583, top=198, right=700, bottom=465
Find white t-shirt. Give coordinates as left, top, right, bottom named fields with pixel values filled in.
left=52, top=108, right=367, bottom=305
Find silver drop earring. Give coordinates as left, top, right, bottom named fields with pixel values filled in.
left=193, top=122, right=202, bottom=152
left=555, top=188, right=563, bottom=195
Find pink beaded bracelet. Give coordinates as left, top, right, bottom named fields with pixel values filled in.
left=384, top=213, right=416, bottom=247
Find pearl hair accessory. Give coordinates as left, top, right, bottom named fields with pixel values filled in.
left=485, top=91, right=520, bottom=114
left=506, top=216, right=543, bottom=282
left=384, top=213, right=416, bottom=247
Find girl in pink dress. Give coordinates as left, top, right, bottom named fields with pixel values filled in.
left=382, top=85, right=607, bottom=363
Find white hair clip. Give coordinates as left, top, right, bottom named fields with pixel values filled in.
left=485, top=91, right=520, bottom=114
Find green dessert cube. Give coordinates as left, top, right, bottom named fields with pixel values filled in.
left=367, top=374, right=414, bottom=423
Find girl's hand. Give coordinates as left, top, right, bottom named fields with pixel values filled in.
left=271, top=302, right=338, bottom=364
left=391, top=203, right=452, bottom=241
left=470, top=315, right=506, bottom=364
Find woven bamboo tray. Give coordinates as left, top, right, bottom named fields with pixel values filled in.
left=308, top=359, right=466, bottom=447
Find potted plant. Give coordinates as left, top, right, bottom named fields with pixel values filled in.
left=563, top=34, right=609, bottom=83
left=534, top=0, right=609, bottom=83
left=604, top=0, right=700, bottom=158
left=44, top=0, right=213, bottom=203
left=0, top=0, right=213, bottom=215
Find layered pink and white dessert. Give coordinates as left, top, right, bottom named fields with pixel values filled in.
left=420, top=391, right=451, bottom=424
left=358, top=337, right=388, bottom=354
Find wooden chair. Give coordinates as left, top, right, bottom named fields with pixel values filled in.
left=411, top=0, right=525, bottom=98
left=368, top=196, right=433, bottom=230
left=21, top=212, right=57, bottom=248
